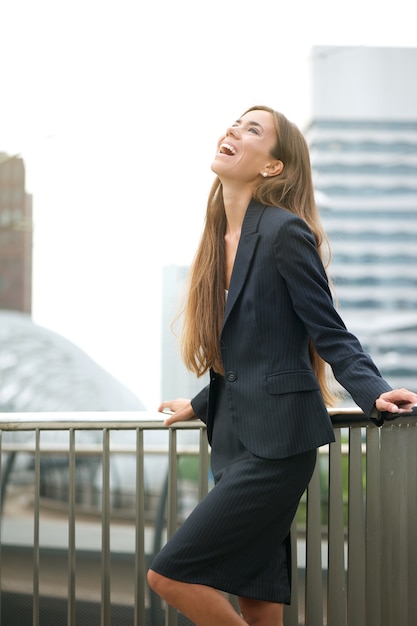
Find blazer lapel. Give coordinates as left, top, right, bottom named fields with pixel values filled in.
left=223, top=200, right=265, bottom=329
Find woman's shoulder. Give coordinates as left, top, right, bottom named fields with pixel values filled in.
left=261, top=204, right=308, bottom=230
left=257, top=205, right=317, bottom=253
left=245, top=200, right=313, bottom=239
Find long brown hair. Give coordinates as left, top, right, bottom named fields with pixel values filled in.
left=179, top=105, right=337, bottom=407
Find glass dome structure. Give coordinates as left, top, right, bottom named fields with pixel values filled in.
left=0, top=311, right=144, bottom=412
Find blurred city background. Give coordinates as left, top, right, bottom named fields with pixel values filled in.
left=1, top=0, right=416, bottom=414
left=1, top=43, right=416, bottom=538
left=1, top=4, right=416, bottom=621
left=1, top=45, right=416, bottom=413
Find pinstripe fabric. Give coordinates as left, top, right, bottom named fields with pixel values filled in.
left=191, top=200, right=391, bottom=459
left=150, top=439, right=316, bottom=603
left=150, top=200, right=392, bottom=604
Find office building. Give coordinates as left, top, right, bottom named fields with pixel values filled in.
left=0, top=154, right=33, bottom=313
left=306, top=46, right=417, bottom=392
left=0, top=154, right=144, bottom=412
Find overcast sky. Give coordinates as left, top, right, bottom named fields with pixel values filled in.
left=1, top=0, right=416, bottom=409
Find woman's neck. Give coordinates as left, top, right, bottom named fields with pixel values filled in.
left=222, top=183, right=253, bottom=235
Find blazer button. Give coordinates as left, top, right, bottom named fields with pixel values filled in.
left=226, top=371, right=237, bottom=382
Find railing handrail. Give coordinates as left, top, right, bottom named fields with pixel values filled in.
left=328, top=405, right=417, bottom=427
left=0, top=411, right=205, bottom=431
left=1, top=406, right=416, bottom=431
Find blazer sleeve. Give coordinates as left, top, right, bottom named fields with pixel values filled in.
left=273, top=216, right=392, bottom=416
left=191, top=384, right=209, bottom=423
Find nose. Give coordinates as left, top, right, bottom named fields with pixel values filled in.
left=225, top=124, right=239, bottom=139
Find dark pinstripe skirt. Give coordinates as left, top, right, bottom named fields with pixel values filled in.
left=150, top=377, right=316, bottom=604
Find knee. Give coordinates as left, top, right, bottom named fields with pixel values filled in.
left=147, top=568, right=163, bottom=594
left=147, top=569, right=181, bottom=604
left=147, top=568, right=176, bottom=601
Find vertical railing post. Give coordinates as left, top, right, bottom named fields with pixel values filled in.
left=347, top=428, right=366, bottom=626
left=0, top=430, right=2, bottom=626
left=365, top=425, right=381, bottom=625
left=390, top=425, right=408, bottom=626
left=101, top=428, right=111, bottom=626
left=406, top=423, right=417, bottom=626
left=134, top=427, right=146, bottom=626
left=166, top=427, right=178, bottom=626
left=380, top=426, right=393, bottom=626
left=67, top=429, right=76, bottom=626
left=327, top=430, right=346, bottom=626
left=33, top=429, right=41, bottom=626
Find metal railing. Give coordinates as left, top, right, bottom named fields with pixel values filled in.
left=0, top=409, right=416, bottom=626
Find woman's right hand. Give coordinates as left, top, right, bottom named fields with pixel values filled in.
left=158, top=398, right=196, bottom=426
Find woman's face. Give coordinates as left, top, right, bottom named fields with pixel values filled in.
left=211, top=109, right=279, bottom=184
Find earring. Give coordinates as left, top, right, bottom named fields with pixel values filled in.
left=262, top=172, right=268, bottom=178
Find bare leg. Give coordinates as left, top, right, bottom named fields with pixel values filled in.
left=147, top=569, right=249, bottom=625
left=238, top=596, right=284, bottom=626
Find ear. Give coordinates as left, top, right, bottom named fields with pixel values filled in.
left=265, top=160, right=284, bottom=177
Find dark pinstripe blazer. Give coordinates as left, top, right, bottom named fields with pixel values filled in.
left=191, top=200, right=392, bottom=459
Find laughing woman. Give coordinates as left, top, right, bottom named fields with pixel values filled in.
left=147, top=106, right=417, bottom=626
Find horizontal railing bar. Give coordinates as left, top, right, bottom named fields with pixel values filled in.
left=1, top=407, right=416, bottom=432
left=0, top=441, right=366, bottom=456
left=0, top=408, right=364, bottom=431
left=330, top=409, right=417, bottom=428
left=0, top=418, right=205, bottom=432
left=0, top=443, right=204, bottom=455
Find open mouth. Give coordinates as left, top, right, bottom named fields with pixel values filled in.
left=219, top=142, right=237, bottom=156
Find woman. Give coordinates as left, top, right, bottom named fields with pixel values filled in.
left=147, top=106, right=417, bottom=626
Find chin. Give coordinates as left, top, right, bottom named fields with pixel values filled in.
left=211, top=157, right=227, bottom=175
left=211, top=160, right=220, bottom=175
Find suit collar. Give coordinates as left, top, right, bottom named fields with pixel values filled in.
left=222, top=200, right=265, bottom=329
left=240, top=199, right=266, bottom=236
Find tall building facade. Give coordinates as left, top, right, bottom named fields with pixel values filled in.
left=306, top=46, right=417, bottom=392
left=0, top=154, right=33, bottom=314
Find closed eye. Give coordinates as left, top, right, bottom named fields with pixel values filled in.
left=231, top=119, right=263, bottom=135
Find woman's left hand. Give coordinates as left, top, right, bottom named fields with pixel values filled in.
left=158, top=398, right=196, bottom=426
left=375, top=388, right=417, bottom=414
